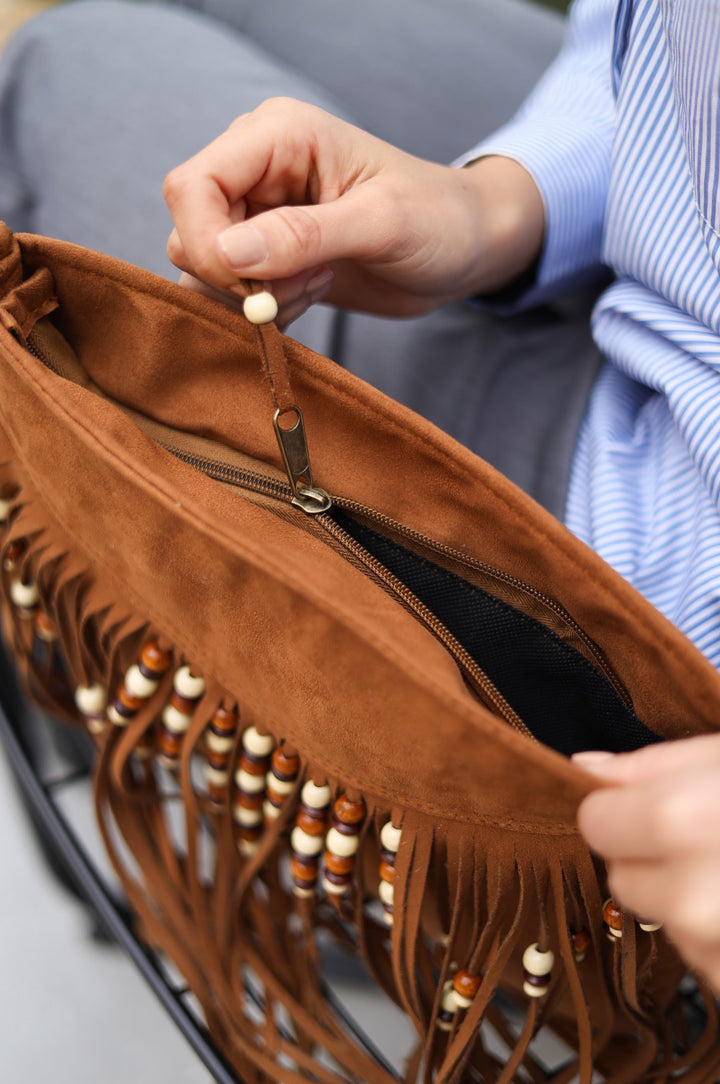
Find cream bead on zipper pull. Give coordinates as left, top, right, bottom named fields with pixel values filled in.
left=242, top=290, right=278, bottom=325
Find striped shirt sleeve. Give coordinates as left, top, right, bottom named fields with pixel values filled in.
left=456, top=0, right=617, bottom=306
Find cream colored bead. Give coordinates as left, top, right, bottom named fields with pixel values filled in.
left=234, top=768, right=266, bottom=794
left=380, top=821, right=402, bottom=853
left=0, top=496, right=13, bottom=522
left=233, top=804, right=263, bottom=827
left=205, top=731, right=235, bottom=755
left=263, top=799, right=282, bottom=820
left=453, top=990, right=474, bottom=1011
left=523, top=980, right=550, bottom=999
left=301, top=781, right=332, bottom=809
left=441, top=980, right=459, bottom=1014
left=205, top=766, right=230, bottom=788
left=639, top=921, right=663, bottom=933
left=107, top=704, right=129, bottom=727
left=241, top=726, right=274, bottom=757
left=292, top=884, right=315, bottom=899
left=322, top=876, right=349, bottom=897
left=381, top=910, right=394, bottom=927
left=87, top=716, right=107, bottom=736
left=378, top=879, right=394, bottom=907
left=162, top=704, right=192, bottom=734
left=266, top=772, right=294, bottom=795
left=75, top=684, right=107, bottom=716
left=326, top=826, right=359, bottom=857
left=237, top=837, right=260, bottom=857
left=10, top=579, right=39, bottom=609
left=243, top=291, right=278, bottom=325
left=125, top=664, right=159, bottom=699
left=522, top=943, right=555, bottom=976
left=291, top=826, right=324, bottom=857
left=173, top=665, right=205, bottom=700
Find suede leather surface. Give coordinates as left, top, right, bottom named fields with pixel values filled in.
left=3, top=227, right=720, bottom=825
left=2, top=225, right=720, bottom=1082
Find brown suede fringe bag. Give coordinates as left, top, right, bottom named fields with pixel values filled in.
left=2, top=222, right=720, bottom=1083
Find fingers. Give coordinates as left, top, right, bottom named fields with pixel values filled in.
left=176, top=267, right=334, bottom=330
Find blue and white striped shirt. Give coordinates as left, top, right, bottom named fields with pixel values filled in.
left=463, top=0, right=720, bottom=669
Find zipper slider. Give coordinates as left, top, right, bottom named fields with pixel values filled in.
left=273, top=407, right=332, bottom=515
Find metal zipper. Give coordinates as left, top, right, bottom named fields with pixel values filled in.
left=163, top=445, right=634, bottom=731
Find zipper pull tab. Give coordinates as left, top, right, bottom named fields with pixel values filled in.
left=273, top=407, right=332, bottom=515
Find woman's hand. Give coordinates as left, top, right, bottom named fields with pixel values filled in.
left=163, top=97, right=544, bottom=326
left=575, top=735, right=720, bottom=992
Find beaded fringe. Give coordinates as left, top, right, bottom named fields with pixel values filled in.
left=2, top=471, right=720, bottom=1084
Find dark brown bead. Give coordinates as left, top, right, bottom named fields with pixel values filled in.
left=453, top=969, right=482, bottom=1000
left=323, top=869, right=351, bottom=888
left=522, top=971, right=551, bottom=989
left=272, top=746, right=300, bottom=779
left=603, top=899, right=623, bottom=932
left=264, top=787, right=285, bottom=808
left=3, top=539, right=25, bottom=568
left=379, top=860, right=395, bottom=884
left=333, top=794, right=366, bottom=826
left=140, top=640, right=172, bottom=675
left=324, top=852, right=355, bottom=876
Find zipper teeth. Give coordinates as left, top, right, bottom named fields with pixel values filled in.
left=336, top=497, right=633, bottom=710
left=165, top=445, right=630, bottom=715
left=317, top=513, right=533, bottom=736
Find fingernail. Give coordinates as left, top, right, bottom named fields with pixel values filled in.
left=218, top=223, right=269, bottom=270
left=572, top=750, right=616, bottom=773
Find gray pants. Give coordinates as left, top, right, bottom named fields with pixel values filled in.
left=0, top=0, right=602, bottom=517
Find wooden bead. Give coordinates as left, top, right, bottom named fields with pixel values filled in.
left=326, top=826, right=359, bottom=857
left=301, top=781, right=332, bottom=809
left=158, top=729, right=182, bottom=758
left=272, top=746, right=300, bottom=778
left=140, top=641, right=172, bottom=676
left=210, top=705, right=237, bottom=731
left=3, top=539, right=25, bottom=570
left=333, top=795, right=366, bottom=825
left=453, top=969, right=481, bottom=1008
left=241, top=726, right=274, bottom=757
left=523, top=973, right=552, bottom=998
left=291, top=857, right=318, bottom=884
left=243, top=291, right=278, bottom=325
left=118, top=686, right=146, bottom=712
left=380, top=821, right=402, bottom=853
left=162, top=704, right=192, bottom=734
left=603, top=899, right=623, bottom=938
left=522, top=943, right=554, bottom=977
left=571, top=929, right=591, bottom=961
left=75, top=684, right=107, bottom=716
left=235, top=768, right=266, bottom=794
left=436, top=980, right=457, bottom=1031
left=205, top=731, right=234, bottom=755
left=233, top=805, right=263, bottom=827
left=125, top=664, right=159, bottom=699
left=291, top=827, right=324, bottom=857
left=235, top=791, right=264, bottom=811
left=173, top=665, right=205, bottom=700
left=10, top=579, right=39, bottom=609
left=379, top=860, right=395, bottom=884
left=266, top=773, right=294, bottom=796
left=378, top=880, right=394, bottom=906
left=34, top=610, right=57, bottom=642
left=297, top=809, right=327, bottom=836
left=0, top=495, right=13, bottom=522
left=324, top=852, right=355, bottom=876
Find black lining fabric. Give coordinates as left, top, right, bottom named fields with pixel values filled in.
left=334, top=512, right=659, bottom=756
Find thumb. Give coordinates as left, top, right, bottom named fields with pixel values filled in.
left=216, top=191, right=387, bottom=282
